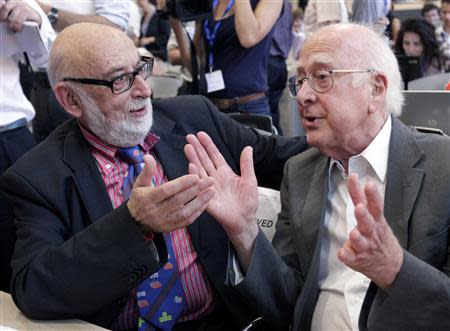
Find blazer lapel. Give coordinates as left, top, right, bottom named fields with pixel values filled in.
left=62, top=120, right=113, bottom=223
left=298, top=155, right=330, bottom=257
left=359, top=119, right=425, bottom=331
left=151, top=111, right=228, bottom=281
left=384, top=119, right=424, bottom=248
left=293, top=154, right=330, bottom=330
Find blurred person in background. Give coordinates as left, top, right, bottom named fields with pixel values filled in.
left=290, top=7, right=305, bottom=62
left=436, top=0, right=450, bottom=71
left=166, top=21, right=195, bottom=95
left=422, top=3, right=442, bottom=28
left=385, top=2, right=401, bottom=48
left=0, top=0, right=55, bottom=293
left=136, top=0, right=170, bottom=62
left=352, top=0, right=390, bottom=35
left=170, top=0, right=283, bottom=116
left=303, top=0, right=348, bottom=39
left=395, top=18, right=444, bottom=77
left=267, top=0, right=293, bottom=135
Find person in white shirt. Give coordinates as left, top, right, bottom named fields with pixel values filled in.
left=436, top=0, right=450, bottom=71
left=303, top=0, right=348, bottom=39
left=31, top=0, right=131, bottom=143
left=36, top=0, right=130, bottom=32
left=184, top=23, right=450, bottom=330
left=0, top=0, right=55, bottom=293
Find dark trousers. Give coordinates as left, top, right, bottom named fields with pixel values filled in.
left=0, top=125, right=36, bottom=292
left=267, top=55, right=287, bottom=135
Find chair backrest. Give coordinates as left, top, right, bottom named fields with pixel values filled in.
left=149, top=75, right=182, bottom=99
left=228, top=113, right=276, bottom=134
left=408, top=73, right=450, bottom=91
left=399, top=91, right=450, bottom=135
left=255, top=187, right=280, bottom=242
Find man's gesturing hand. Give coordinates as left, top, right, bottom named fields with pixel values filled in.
left=184, top=132, right=259, bottom=270
left=338, top=173, right=404, bottom=292
left=127, top=154, right=215, bottom=233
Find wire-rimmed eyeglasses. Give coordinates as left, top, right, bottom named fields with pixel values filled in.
left=287, top=68, right=374, bottom=97
left=62, top=56, right=154, bottom=94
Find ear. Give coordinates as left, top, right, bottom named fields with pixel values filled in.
left=368, top=72, right=388, bottom=113
left=53, top=83, right=84, bottom=118
left=371, top=72, right=387, bottom=98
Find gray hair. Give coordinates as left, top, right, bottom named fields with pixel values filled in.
left=349, top=24, right=404, bottom=116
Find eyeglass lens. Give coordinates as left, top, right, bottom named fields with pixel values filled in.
left=288, top=69, right=334, bottom=97
left=112, top=61, right=153, bottom=94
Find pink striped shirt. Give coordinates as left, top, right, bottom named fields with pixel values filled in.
left=80, top=125, right=214, bottom=330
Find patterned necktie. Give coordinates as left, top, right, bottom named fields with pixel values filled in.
left=116, top=146, right=146, bottom=199
left=115, top=146, right=186, bottom=331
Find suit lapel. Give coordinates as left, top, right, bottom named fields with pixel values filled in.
left=293, top=154, right=330, bottom=330
left=152, top=111, right=228, bottom=281
left=298, top=155, right=330, bottom=256
left=384, top=119, right=424, bottom=248
left=152, top=111, right=204, bottom=255
left=359, top=119, right=425, bottom=330
left=62, top=120, right=113, bottom=223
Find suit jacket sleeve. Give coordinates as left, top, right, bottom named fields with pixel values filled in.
left=0, top=167, right=168, bottom=323
left=226, top=157, right=305, bottom=330
left=359, top=126, right=450, bottom=331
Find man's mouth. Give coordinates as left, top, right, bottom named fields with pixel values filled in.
left=129, top=106, right=147, bottom=116
left=302, top=115, right=324, bottom=128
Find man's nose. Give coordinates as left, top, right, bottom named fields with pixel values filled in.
left=131, top=75, right=152, bottom=99
left=296, top=79, right=316, bottom=106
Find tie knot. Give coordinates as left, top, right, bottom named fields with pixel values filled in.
left=116, top=146, right=144, bottom=165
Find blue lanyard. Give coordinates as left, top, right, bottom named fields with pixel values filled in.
left=203, top=0, right=234, bottom=71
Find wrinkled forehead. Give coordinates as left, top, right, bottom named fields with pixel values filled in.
left=83, top=38, right=140, bottom=78
left=297, top=37, right=340, bottom=73
left=297, top=33, right=361, bottom=73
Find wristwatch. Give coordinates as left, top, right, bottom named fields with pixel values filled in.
left=47, top=7, right=58, bottom=26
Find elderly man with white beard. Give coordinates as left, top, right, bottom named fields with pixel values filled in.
left=0, top=23, right=307, bottom=331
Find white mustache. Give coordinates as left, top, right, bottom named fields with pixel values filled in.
left=127, top=98, right=151, bottom=112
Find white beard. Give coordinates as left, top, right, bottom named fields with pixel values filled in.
left=82, top=96, right=153, bottom=147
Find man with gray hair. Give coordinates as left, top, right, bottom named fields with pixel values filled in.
left=185, top=23, right=450, bottom=330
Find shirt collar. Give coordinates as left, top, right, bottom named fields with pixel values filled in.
left=328, top=116, right=392, bottom=190
left=79, top=122, right=160, bottom=160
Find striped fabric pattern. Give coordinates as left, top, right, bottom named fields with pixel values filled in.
left=80, top=125, right=214, bottom=330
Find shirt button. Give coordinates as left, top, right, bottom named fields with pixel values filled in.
left=352, top=297, right=360, bottom=303
left=105, top=164, right=112, bottom=169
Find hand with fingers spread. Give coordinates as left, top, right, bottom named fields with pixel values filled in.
left=127, top=154, right=215, bottom=234
left=0, top=0, right=42, bottom=32
left=184, top=132, right=259, bottom=270
left=338, top=173, right=404, bottom=292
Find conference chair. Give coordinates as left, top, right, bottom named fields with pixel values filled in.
left=227, top=113, right=278, bottom=135
left=408, top=73, right=450, bottom=91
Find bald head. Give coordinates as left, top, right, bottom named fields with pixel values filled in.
left=48, top=23, right=137, bottom=86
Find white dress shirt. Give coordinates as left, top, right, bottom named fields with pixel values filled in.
left=0, top=0, right=55, bottom=127
left=40, top=0, right=130, bottom=31
left=312, top=116, right=392, bottom=331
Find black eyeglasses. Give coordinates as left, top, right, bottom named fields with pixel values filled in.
left=62, top=56, right=154, bottom=94
left=287, top=68, right=374, bottom=97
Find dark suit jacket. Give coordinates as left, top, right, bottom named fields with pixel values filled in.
left=236, top=118, right=450, bottom=330
left=0, top=96, right=307, bottom=329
